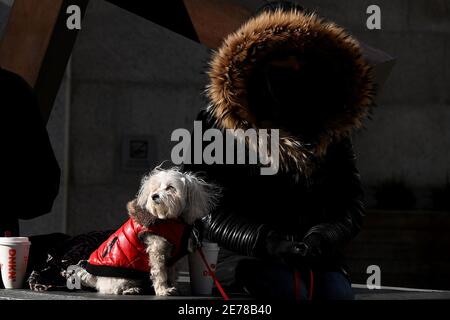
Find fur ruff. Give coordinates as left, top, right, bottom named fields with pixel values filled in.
left=206, top=9, right=375, bottom=176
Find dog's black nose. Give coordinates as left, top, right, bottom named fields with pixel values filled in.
left=151, top=193, right=160, bottom=202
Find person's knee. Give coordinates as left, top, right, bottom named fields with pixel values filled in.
left=313, top=272, right=354, bottom=300
left=236, top=260, right=308, bottom=300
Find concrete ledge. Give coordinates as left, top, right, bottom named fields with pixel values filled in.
left=352, top=285, right=450, bottom=300
left=2, top=286, right=450, bottom=300
left=0, top=289, right=219, bottom=300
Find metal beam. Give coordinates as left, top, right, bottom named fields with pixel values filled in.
left=104, top=0, right=256, bottom=49
left=183, top=0, right=253, bottom=48
left=106, top=0, right=199, bottom=43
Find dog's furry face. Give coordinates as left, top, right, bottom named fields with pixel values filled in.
left=133, top=168, right=219, bottom=225
left=137, top=169, right=186, bottom=220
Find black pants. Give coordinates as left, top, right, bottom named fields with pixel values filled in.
left=215, top=249, right=354, bottom=300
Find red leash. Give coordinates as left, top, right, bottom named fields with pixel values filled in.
left=308, top=269, right=314, bottom=300
left=197, top=247, right=230, bottom=300
left=294, top=269, right=314, bottom=300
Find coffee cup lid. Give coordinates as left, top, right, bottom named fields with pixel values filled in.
left=0, top=237, right=31, bottom=245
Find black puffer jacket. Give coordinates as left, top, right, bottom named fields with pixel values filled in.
left=185, top=112, right=364, bottom=268
left=184, top=8, right=374, bottom=269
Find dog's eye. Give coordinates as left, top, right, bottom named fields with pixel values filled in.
left=166, top=185, right=175, bottom=191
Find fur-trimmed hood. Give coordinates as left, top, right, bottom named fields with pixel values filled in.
left=205, top=9, right=375, bottom=176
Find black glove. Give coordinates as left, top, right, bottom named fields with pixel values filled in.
left=265, top=231, right=323, bottom=267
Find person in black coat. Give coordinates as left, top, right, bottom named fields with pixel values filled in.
left=183, top=2, right=375, bottom=300
left=0, top=67, right=60, bottom=236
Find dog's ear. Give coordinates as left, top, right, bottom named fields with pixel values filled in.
left=182, top=173, right=221, bottom=225
left=136, top=173, right=152, bottom=208
left=127, top=199, right=157, bottom=227
left=127, top=200, right=138, bottom=216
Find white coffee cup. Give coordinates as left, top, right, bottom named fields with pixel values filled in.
left=188, top=241, right=220, bottom=295
left=0, top=237, right=31, bottom=289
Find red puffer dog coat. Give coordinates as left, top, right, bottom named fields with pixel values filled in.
left=85, top=218, right=191, bottom=278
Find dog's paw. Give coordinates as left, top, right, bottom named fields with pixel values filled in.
left=122, top=287, right=143, bottom=295
left=155, top=286, right=178, bottom=296
left=31, top=284, right=51, bottom=292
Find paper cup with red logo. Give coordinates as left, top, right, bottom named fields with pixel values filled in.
left=0, top=237, right=31, bottom=289
left=188, top=241, right=220, bottom=295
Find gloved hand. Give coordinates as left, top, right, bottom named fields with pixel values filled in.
left=265, top=231, right=323, bottom=266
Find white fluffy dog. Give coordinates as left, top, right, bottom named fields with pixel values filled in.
left=72, top=167, right=219, bottom=296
